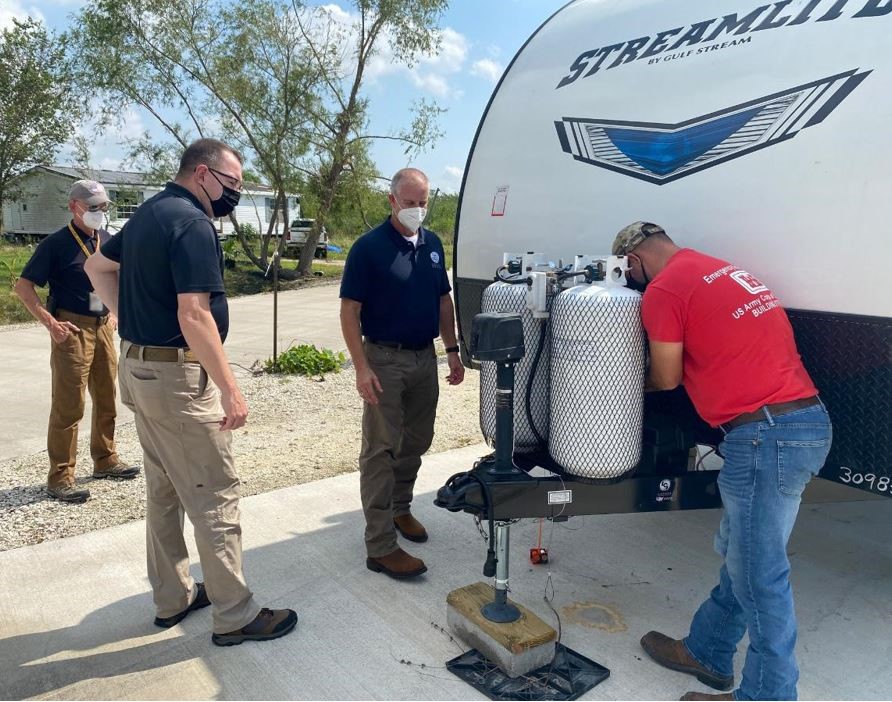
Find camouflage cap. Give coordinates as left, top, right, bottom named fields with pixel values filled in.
left=611, top=221, right=666, bottom=256
left=68, top=179, right=110, bottom=206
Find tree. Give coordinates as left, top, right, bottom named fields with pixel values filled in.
left=290, top=0, right=447, bottom=276
left=72, top=0, right=448, bottom=276
left=0, top=18, right=75, bottom=232
left=73, top=0, right=325, bottom=276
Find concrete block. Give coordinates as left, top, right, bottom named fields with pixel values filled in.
left=447, top=581, right=556, bottom=678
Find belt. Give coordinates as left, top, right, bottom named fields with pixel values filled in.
left=125, top=344, right=199, bottom=363
left=367, top=338, right=433, bottom=351
left=720, top=396, right=821, bottom=432
left=57, top=308, right=108, bottom=326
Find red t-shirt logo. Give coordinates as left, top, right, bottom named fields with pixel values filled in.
left=730, top=270, right=768, bottom=295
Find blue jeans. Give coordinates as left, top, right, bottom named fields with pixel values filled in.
left=684, top=403, right=832, bottom=701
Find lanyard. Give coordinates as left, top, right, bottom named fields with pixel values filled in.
left=68, top=222, right=99, bottom=258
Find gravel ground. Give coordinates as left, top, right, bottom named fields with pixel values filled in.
left=0, top=357, right=482, bottom=552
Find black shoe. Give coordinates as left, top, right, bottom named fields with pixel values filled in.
left=212, top=608, right=298, bottom=646
left=154, top=583, right=211, bottom=628
left=47, top=485, right=90, bottom=503
left=93, top=462, right=141, bottom=480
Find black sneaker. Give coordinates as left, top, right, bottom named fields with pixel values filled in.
left=211, top=608, right=298, bottom=646
left=154, top=582, right=211, bottom=628
left=47, top=485, right=90, bottom=503
left=93, top=462, right=141, bottom=480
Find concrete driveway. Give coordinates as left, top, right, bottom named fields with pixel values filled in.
left=1, top=443, right=889, bottom=700
left=0, top=283, right=344, bottom=463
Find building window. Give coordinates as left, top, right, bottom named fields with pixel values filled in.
left=109, top=189, right=144, bottom=219
left=265, top=196, right=286, bottom=231
left=21, top=203, right=27, bottom=212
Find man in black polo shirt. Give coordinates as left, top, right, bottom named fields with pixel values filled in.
left=15, top=179, right=139, bottom=504
left=340, top=167, right=465, bottom=579
left=85, top=138, right=296, bottom=646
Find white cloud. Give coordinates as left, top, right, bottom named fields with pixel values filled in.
left=58, top=107, right=149, bottom=171
left=471, top=58, right=503, bottom=84
left=441, top=165, right=464, bottom=193
left=0, top=0, right=44, bottom=29
left=321, top=5, right=469, bottom=99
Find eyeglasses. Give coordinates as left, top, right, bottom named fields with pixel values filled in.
left=208, top=167, right=243, bottom=192
left=84, top=204, right=110, bottom=213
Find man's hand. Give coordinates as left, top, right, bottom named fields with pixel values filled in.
left=219, top=385, right=248, bottom=431
left=356, top=365, right=383, bottom=405
left=49, top=319, right=80, bottom=344
left=107, top=313, right=118, bottom=331
left=446, top=352, right=465, bottom=385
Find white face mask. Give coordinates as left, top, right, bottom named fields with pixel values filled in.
left=81, top=209, right=105, bottom=231
left=395, top=195, right=427, bottom=233
left=397, top=206, right=426, bottom=233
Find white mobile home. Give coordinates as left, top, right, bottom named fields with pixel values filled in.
left=1, top=165, right=299, bottom=242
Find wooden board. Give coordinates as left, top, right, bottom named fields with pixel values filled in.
left=447, top=582, right=556, bottom=655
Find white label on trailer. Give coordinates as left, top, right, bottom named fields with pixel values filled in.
left=547, top=490, right=572, bottom=505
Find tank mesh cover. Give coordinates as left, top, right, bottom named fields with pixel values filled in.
left=549, top=284, right=646, bottom=479
left=479, top=281, right=550, bottom=452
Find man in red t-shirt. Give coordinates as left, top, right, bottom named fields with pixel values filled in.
left=612, top=222, right=832, bottom=701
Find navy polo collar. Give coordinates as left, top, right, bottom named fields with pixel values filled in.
left=384, top=217, right=426, bottom=250
left=165, top=181, right=207, bottom=213
left=69, top=221, right=96, bottom=242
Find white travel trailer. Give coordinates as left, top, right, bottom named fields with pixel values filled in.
left=443, top=0, right=891, bottom=515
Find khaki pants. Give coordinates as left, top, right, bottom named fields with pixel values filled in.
left=118, top=340, right=260, bottom=634
left=359, top=342, right=439, bottom=558
left=47, top=309, right=119, bottom=489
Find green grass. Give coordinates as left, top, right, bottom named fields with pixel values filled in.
left=222, top=257, right=342, bottom=297
left=0, top=245, right=47, bottom=324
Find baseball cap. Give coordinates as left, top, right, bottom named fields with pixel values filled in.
left=611, top=221, right=666, bottom=256
left=68, top=180, right=110, bottom=206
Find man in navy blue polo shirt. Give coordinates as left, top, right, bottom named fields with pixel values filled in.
left=15, top=179, right=139, bottom=504
left=86, top=138, right=296, bottom=646
left=340, top=167, right=465, bottom=579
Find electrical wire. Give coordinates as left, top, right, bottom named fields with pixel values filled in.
left=695, top=446, right=717, bottom=471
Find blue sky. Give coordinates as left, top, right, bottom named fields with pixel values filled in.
left=1, top=0, right=568, bottom=192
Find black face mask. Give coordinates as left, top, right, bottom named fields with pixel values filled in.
left=626, top=276, right=648, bottom=293
left=626, top=254, right=650, bottom=293
left=201, top=169, right=241, bottom=217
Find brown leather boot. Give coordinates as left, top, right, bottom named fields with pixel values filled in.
left=212, top=607, right=298, bottom=646
left=680, top=693, right=734, bottom=700
left=366, top=547, right=427, bottom=579
left=47, top=484, right=90, bottom=503
left=93, top=462, right=141, bottom=480
left=641, top=631, right=734, bottom=691
left=394, top=513, right=428, bottom=543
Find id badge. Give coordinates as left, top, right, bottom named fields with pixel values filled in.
left=89, top=292, right=104, bottom=313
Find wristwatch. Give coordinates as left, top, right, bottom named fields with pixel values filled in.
left=445, top=345, right=460, bottom=354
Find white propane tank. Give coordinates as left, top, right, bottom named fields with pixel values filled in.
left=479, top=253, right=552, bottom=452
left=548, top=257, right=646, bottom=479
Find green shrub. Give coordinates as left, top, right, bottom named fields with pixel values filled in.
left=265, top=344, right=345, bottom=378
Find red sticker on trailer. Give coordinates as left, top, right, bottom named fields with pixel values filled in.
left=491, top=186, right=509, bottom=216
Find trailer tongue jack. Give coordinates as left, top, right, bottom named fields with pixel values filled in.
left=436, top=312, right=610, bottom=699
